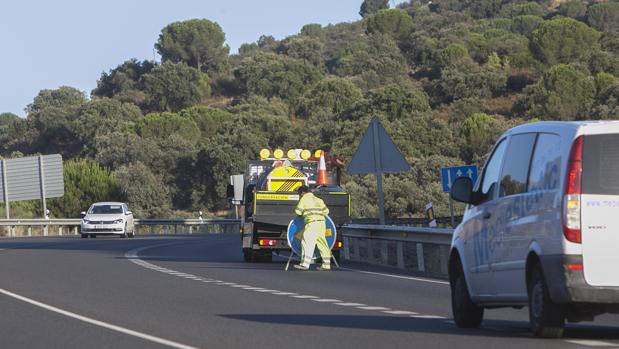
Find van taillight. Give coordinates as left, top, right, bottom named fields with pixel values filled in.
left=563, top=136, right=583, bottom=244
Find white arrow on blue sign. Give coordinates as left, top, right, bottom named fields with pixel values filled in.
left=440, top=165, right=478, bottom=193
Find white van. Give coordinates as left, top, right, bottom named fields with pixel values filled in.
left=449, top=121, right=619, bottom=338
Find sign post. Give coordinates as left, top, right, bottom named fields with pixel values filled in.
left=440, top=165, right=478, bottom=227
left=348, top=117, right=411, bottom=225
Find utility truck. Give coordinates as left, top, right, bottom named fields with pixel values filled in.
left=229, top=148, right=350, bottom=262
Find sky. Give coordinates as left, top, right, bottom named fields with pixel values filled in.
left=0, top=0, right=404, bottom=117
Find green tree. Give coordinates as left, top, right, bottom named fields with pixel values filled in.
left=592, top=82, right=619, bottom=119
left=95, top=132, right=161, bottom=170
left=73, top=98, right=142, bottom=157
left=0, top=113, right=19, bottom=133
left=48, top=159, right=125, bottom=218
left=587, top=2, right=619, bottom=33
left=510, top=15, right=544, bottom=37
left=279, top=36, right=325, bottom=66
left=295, top=76, right=363, bottom=119
left=91, top=59, right=155, bottom=105
left=439, top=44, right=470, bottom=68
left=142, top=62, right=210, bottom=112
left=137, top=112, right=200, bottom=142
left=178, top=106, right=233, bottom=138
left=531, top=17, right=601, bottom=65
left=500, top=2, right=545, bottom=18
left=526, top=64, right=596, bottom=120
left=332, top=34, right=407, bottom=88
left=359, top=0, right=389, bottom=18
left=156, top=19, right=230, bottom=75
left=364, top=9, right=414, bottom=42
left=558, top=0, right=587, bottom=20
left=470, top=0, right=502, bottom=19
left=236, top=53, right=323, bottom=104
left=23, top=87, right=87, bottom=157
left=114, top=162, right=171, bottom=218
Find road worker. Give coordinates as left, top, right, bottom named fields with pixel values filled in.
left=294, top=185, right=332, bottom=271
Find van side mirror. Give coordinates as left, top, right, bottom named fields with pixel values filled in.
left=80, top=211, right=86, bottom=217
left=450, top=177, right=477, bottom=205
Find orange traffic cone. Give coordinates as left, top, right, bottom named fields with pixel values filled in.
left=317, top=153, right=328, bottom=186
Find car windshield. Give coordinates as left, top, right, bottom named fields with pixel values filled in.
left=89, top=205, right=123, bottom=214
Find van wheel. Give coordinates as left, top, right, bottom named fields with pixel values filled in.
left=528, top=266, right=565, bottom=338
left=451, top=265, right=483, bottom=328
left=81, top=234, right=88, bottom=239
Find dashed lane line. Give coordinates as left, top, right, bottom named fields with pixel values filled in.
left=0, top=287, right=201, bottom=349
left=565, top=340, right=619, bottom=347
left=125, top=242, right=619, bottom=348
left=125, top=243, right=446, bottom=322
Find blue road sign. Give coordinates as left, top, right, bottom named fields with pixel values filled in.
left=441, top=165, right=478, bottom=193
left=287, top=216, right=337, bottom=258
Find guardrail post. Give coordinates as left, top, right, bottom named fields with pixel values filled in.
left=174, top=224, right=178, bottom=235
left=43, top=225, right=48, bottom=237
left=416, top=243, right=425, bottom=272
left=396, top=241, right=404, bottom=269
left=380, top=240, right=388, bottom=265
left=28, top=225, right=32, bottom=237
left=189, top=225, right=193, bottom=234
left=59, top=226, right=63, bottom=236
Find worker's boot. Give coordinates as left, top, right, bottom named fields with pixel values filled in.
left=317, top=265, right=331, bottom=271
left=294, top=264, right=309, bottom=271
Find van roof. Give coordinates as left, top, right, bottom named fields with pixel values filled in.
left=506, top=121, right=619, bottom=136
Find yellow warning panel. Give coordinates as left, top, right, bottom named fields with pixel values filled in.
left=267, top=166, right=306, bottom=192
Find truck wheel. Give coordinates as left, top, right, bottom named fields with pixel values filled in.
left=451, top=263, right=483, bottom=328
left=528, top=266, right=565, bottom=338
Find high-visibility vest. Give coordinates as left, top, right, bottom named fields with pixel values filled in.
left=295, top=193, right=329, bottom=224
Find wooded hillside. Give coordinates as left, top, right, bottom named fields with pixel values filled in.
left=1, top=0, right=618, bottom=219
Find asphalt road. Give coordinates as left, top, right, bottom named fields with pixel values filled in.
left=1, top=235, right=619, bottom=349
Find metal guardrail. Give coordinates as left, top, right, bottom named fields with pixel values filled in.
left=350, top=216, right=462, bottom=228
left=0, top=218, right=241, bottom=237
left=341, top=224, right=455, bottom=277
left=342, top=224, right=453, bottom=245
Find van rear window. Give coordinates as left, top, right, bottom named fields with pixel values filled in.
left=582, top=134, right=619, bottom=195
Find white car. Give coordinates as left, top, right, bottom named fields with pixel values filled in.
left=449, top=121, right=619, bottom=338
left=80, top=202, right=135, bottom=238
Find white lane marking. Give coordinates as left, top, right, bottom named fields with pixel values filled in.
left=357, top=306, right=390, bottom=311
left=0, top=287, right=200, bottom=349
left=339, top=266, right=449, bottom=285
left=311, top=298, right=341, bottom=303
left=335, top=302, right=366, bottom=307
left=565, top=340, right=619, bottom=347
left=383, top=310, right=419, bottom=315
left=125, top=243, right=448, bottom=321
left=410, top=314, right=445, bottom=319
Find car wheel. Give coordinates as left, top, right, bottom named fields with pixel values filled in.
left=528, top=265, right=565, bottom=338
left=451, top=263, right=484, bottom=328
left=129, top=231, right=135, bottom=238
left=90, top=234, right=96, bottom=238
left=81, top=234, right=88, bottom=239
left=121, top=224, right=128, bottom=238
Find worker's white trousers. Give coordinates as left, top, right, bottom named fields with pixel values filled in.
left=300, top=221, right=331, bottom=268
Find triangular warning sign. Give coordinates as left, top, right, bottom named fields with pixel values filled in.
left=347, top=117, right=410, bottom=174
